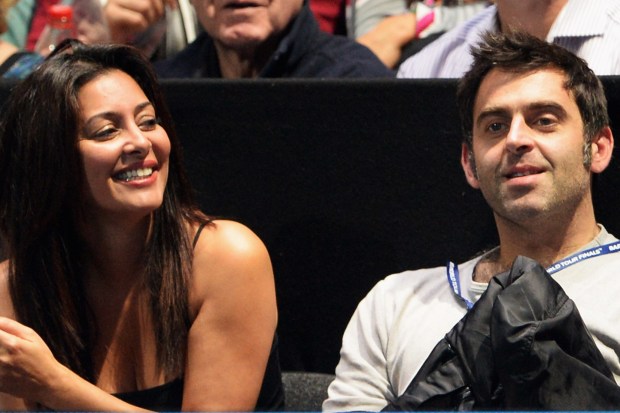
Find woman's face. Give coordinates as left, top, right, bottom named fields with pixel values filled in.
left=77, top=69, right=170, bottom=219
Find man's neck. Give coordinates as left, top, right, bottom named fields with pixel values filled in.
left=496, top=0, right=568, bottom=39
left=215, top=48, right=262, bottom=79
left=474, top=212, right=600, bottom=283
left=215, top=37, right=279, bottom=79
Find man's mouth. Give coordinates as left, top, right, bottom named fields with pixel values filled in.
left=509, top=171, right=538, bottom=178
left=504, top=166, right=545, bottom=179
left=225, top=1, right=260, bottom=9
left=114, top=167, right=154, bottom=182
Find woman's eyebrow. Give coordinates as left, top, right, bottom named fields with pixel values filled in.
left=83, top=101, right=155, bottom=128
left=134, top=101, right=155, bottom=116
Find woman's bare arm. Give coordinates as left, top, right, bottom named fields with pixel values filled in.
left=181, top=220, right=278, bottom=411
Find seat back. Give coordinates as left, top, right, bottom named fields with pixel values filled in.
left=282, top=371, right=335, bottom=411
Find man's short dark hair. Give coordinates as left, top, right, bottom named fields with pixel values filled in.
left=456, top=30, right=609, bottom=149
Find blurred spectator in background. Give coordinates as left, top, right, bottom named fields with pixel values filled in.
left=397, top=0, right=620, bottom=77
left=155, top=0, right=392, bottom=79
left=0, top=0, right=43, bottom=78
left=309, top=0, right=347, bottom=35
left=0, top=0, right=200, bottom=60
left=305, top=0, right=489, bottom=70
left=0, top=0, right=18, bottom=62
left=104, top=0, right=200, bottom=59
left=350, top=0, right=489, bottom=68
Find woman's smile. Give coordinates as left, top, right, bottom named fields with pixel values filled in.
left=77, top=69, right=171, bottom=217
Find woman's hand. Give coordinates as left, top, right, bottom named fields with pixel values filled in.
left=0, top=316, right=150, bottom=411
left=0, top=316, right=65, bottom=403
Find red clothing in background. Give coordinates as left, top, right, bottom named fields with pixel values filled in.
left=26, top=0, right=60, bottom=50
left=309, top=0, right=348, bottom=35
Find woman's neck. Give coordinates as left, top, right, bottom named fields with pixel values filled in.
left=78, top=213, right=152, bottom=287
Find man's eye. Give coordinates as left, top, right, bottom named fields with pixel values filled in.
left=536, top=117, right=555, bottom=126
left=488, top=122, right=504, bottom=133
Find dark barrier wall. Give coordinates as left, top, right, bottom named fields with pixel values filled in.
left=1, top=78, right=619, bottom=375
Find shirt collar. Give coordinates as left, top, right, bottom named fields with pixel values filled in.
left=547, top=0, right=610, bottom=40
left=460, top=5, right=498, bottom=44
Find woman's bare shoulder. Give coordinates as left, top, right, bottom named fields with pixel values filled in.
left=193, top=219, right=271, bottom=267
left=188, top=220, right=274, bottom=306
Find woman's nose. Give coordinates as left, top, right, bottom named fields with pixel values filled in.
left=123, top=126, right=152, bottom=157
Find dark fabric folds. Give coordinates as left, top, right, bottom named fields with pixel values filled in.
left=383, top=256, right=620, bottom=411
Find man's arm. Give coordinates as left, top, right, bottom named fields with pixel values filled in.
left=323, top=280, right=395, bottom=412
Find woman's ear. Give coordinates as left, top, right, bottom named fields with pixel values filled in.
left=461, top=143, right=480, bottom=189
left=589, top=126, right=614, bottom=174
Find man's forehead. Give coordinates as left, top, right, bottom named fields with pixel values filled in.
left=479, top=66, right=568, bottom=89
left=474, top=67, right=573, bottom=111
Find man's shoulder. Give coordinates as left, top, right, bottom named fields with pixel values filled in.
left=397, top=5, right=496, bottom=78
left=370, top=261, right=466, bottom=299
left=154, top=32, right=212, bottom=78
left=300, top=31, right=394, bottom=78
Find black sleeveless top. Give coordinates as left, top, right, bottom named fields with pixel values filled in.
left=114, top=335, right=284, bottom=411
left=114, top=224, right=285, bottom=410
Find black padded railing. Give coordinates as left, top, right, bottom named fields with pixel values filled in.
left=1, top=77, right=619, bottom=374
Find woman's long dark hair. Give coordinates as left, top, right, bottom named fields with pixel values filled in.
left=0, top=41, right=209, bottom=381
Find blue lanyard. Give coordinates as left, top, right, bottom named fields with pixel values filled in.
left=446, top=260, right=474, bottom=309
left=446, top=241, right=620, bottom=310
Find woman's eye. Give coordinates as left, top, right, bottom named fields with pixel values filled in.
left=90, top=127, right=119, bottom=141
left=139, top=117, right=161, bottom=131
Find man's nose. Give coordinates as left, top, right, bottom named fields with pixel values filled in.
left=505, top=116, right=534, bottom=155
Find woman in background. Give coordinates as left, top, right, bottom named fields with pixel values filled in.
left=0, top=40, right=283, bottom=411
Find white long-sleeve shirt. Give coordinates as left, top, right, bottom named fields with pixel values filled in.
left=324, top=226, right=620, bottom=411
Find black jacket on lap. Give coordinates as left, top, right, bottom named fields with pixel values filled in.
left=383, top=255, right=620, bottom=411
left=155, top=3, right=393, bottom=79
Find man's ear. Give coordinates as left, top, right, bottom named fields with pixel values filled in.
left=461, top=143, right=480, bottom=189
left=590, top=126, right=614, bottom=174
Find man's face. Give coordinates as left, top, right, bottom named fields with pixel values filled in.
left=461, top=68, right=593, bottom=225
left=192, top=0, right=303, bottom=50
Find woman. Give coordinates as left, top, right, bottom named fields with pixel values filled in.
left=0, top=40, right=283, bottom=411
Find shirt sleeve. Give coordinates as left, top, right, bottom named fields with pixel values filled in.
left=323, top=279, right=395, bottom=412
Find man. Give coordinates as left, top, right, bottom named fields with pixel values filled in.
left=397, top=0, right=620, bottom=77
left=323, top=31, right=619, bottom=411
left=154, top=0, right=393, bottom=78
